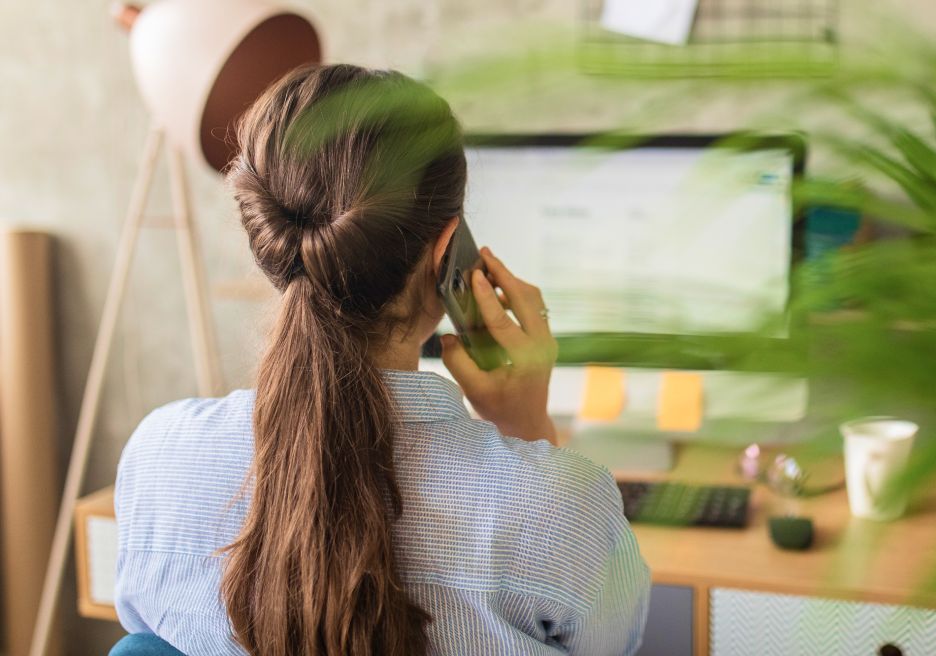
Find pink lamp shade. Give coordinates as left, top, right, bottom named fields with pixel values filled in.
left=119, top=0, right=321, bottom=171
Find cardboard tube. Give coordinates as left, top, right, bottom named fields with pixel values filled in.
left=0, top=230, right=60, bottom=656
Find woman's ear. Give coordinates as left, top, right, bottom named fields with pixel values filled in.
left=432, top=217, right=460, bottom=276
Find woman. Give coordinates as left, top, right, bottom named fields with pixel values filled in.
left=114, top=64, right=649, bottom=656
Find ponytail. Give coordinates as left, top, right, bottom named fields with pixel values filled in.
left=222, top=274, right=429, bottom=655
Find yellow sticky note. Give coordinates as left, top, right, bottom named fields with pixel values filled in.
left=658, top=371, right=704, bottom=432
left=579, top=367, right=627, bottom=421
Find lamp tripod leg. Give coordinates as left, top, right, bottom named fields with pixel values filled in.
left=29, top=126, right=165, bottom=656
left=167, top=148, right=224, bottom=397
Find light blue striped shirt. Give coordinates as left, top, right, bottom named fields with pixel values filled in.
left=115, top=370, right=650, bottom=655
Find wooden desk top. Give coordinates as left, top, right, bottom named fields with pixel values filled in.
left=609, top=444, right=936, bottom=609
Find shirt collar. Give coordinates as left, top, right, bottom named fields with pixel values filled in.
left=382, top=369, right=471, bottom=424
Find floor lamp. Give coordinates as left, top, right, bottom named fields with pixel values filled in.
left=29, top=2, right=321, bottom=654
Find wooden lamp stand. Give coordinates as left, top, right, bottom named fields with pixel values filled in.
left=29, top=124, right=224, bottom=656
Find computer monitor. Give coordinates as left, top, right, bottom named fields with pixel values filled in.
left=448, top=134, right=806, bottom=369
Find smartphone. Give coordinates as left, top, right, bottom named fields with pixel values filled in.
left=436, top=221, right=507, bottom=371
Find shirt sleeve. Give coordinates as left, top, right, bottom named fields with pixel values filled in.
left=538, top=453, right=651, bottom=656
left=558, top=525, right=651, bottom=656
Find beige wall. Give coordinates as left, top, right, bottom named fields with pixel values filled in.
left=1, top=0, right=933, bottom=652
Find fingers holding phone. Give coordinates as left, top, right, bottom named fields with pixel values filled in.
left=470, top=254, right=556, bottom=365
left=441, top=247, right=558, bottom=444
left=478, top=248, right=556, bottom=351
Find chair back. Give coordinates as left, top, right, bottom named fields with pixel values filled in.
left=109, top=634, right=187, bottom=656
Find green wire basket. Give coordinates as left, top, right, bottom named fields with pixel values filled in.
left=579, top=0, right=840, bottom=78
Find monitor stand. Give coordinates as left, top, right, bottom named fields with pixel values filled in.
left=562, top=424, right=676, bottom=473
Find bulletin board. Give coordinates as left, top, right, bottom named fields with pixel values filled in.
left=579, top=0, right=840, bottom=78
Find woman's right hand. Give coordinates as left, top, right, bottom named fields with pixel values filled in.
left=441, top=247, right=558, bottom=444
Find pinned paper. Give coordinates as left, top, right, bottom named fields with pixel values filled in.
left=579, top=367, right=627, bottom=421
left=599, top=0, right=700, bottom=46
left=658, top=371, right=703, bottom=432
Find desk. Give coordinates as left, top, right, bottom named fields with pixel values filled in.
left=602, top=443, right=936, bottom=655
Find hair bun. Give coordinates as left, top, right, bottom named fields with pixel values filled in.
left=229, top=161, right=306, bottom=290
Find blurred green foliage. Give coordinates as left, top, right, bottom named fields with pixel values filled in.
left=420, top=9, right=936, bottom=484
left=425, top=4, right=936, bottom=599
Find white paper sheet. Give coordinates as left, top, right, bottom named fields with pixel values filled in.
left=600, top=0, right=700, bottom=45
left=87, top=516, right=118, bottom=604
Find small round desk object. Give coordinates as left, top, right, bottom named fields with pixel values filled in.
left=737, top=444, right=844, bottom=498
left=768, top=515, right=814, bottom=551
left=737, top=444, right=809, bottom=495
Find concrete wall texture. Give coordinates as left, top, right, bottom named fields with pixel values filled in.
left=1, top=0, right=934, bottom=652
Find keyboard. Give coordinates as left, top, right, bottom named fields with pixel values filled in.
left=618, top=480, right=751, bottom=528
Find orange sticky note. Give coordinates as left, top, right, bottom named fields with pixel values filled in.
left=658, top=371, right=704, bottom=432
left=579, top=367, right=627, bottom=421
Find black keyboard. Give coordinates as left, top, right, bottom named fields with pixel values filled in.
left=618, top=480, right=751, bottom=528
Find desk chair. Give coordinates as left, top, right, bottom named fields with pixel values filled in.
left=109, top=634, right=186, bottom=656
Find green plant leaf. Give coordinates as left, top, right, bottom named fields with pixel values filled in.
left=816, top=134, right=936, bottom=215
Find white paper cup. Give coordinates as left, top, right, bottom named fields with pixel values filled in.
left=841, top=417, right=918, bottom=521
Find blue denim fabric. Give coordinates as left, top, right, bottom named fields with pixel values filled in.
left=110, top=634, right=186, bottom=656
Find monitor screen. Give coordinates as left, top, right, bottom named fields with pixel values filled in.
left=459, top=138, right=797, bottom=342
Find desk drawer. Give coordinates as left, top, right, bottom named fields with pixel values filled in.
left=637, top=585, right=693, bottom=656
left=711, top=588, right=936, bottom=656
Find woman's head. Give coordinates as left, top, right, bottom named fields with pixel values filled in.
left=221, top=64, right=466, bottom=656
left=230, top=63, right=466, bottom=346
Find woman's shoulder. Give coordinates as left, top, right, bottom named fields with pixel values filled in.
left=459, top=422, right=626, bottom=538
left=149, top=389, right=255, bottom=423
left=117, top=390, right=255, bottom=484
left=125, top=390, right=255, bottom=441
left=488, top=427, right=621, bottom=506
left=115, top=391, right=257, bottom=544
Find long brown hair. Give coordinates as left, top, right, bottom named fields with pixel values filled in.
left=221, top=64, right=466, bottom=655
